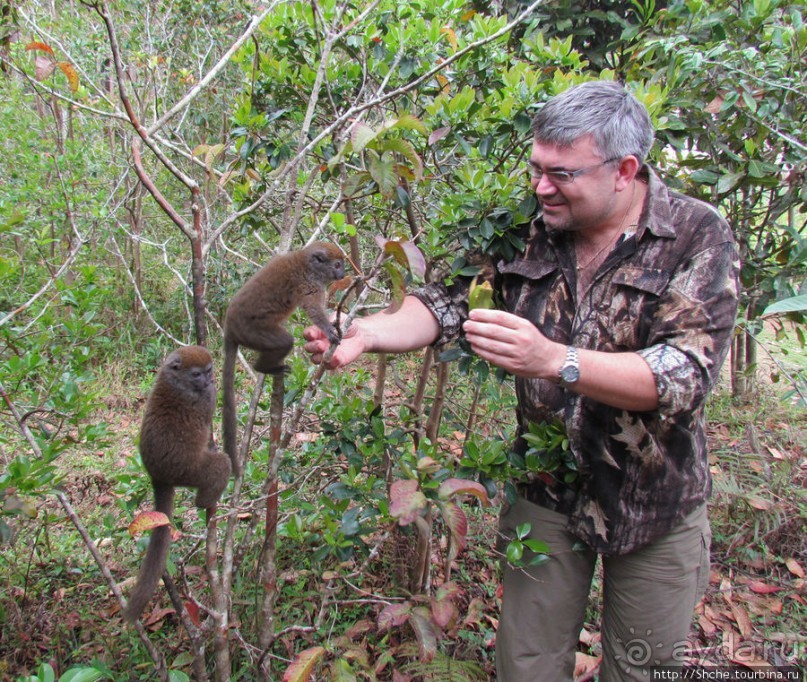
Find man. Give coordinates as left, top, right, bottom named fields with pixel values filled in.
left=305, top=80, right=739, bottom=681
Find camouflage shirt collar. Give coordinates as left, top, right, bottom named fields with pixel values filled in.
left=637, top=165, right=677, bottom=240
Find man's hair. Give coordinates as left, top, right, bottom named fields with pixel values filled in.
left=531, top=80, right=654, bottom=163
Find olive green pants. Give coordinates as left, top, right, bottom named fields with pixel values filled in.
left=496, top=498, right=710, bottom=681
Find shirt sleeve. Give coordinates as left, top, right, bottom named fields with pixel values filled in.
left=410, top=281, right=467, bottom=348
left=639, top=238, right=739, bottom=416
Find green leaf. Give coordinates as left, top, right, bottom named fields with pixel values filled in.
left=390, top=113, right=428, bottom=135
left=330, top=658, right=358, bottom=682
left=528, top=553, right=551, bottom=567
left=59, top=670, right=104, bottom=682
left=763, top=295, right=807, bottom=316
left=37, top=664, right=56, bottom=682
left=748, top=159, right=779, bottom=179
left=506, top=540, right=523, bottom=564
left=523, top=538, right=551, bottom=555
left=690, top=169, right=718, bottom=185
left=379, top=137, right=424, bottom=181
left=342, top=170, right=373, bottom=198
left=350, top=122, right=377, bottom=152
left=395, top=185, right=410, bottom=209
left=1, top=211, right=26, bottom=232
left=469, top=277, right=495, bottom=311
left=367, top=151, right=398, bottom=197
left=717, top=171, right=743, bottom=194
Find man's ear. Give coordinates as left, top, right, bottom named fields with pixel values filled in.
left=614, top=155, right=641, bottom=191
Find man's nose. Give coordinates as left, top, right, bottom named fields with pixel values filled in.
left=532, top=173, right=559, bottom=195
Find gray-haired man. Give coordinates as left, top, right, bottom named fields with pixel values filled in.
left=306, top=80, right=739, bottom=681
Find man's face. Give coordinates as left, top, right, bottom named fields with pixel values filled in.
left=529, top=135, right=622, bottom=233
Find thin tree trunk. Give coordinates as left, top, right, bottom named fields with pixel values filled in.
left=734, top=328, right=747, bottom=400
left=189, top=182, right=208, bottom=344
left=257, top=374, right=285, bottom=679
left=411, top=347, right=435, bottom=446
left=425, top=361, right=449, bottom=443
left=373, top=353, right=387, bottom=408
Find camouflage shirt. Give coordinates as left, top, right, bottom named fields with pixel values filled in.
left=412, top=166, right=740, bottom=555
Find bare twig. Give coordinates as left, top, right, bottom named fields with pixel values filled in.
left=108, top=235, right=186, bottom=345
left=131, top=141, right=192, bottom=239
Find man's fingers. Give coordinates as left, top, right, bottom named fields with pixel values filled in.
left=467, top=308, right=524, bottom=329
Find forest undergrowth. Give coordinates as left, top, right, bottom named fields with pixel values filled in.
left=0, top=357, right=804, bottom=681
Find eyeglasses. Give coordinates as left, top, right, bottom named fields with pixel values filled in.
left=527, top=157, right=620, bottom=184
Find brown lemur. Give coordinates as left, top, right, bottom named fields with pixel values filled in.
left=222, top=241, right=346, bottom=475
left=124, top=345, right=231, bottom=623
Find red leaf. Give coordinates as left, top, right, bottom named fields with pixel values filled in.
left=747, top=580, right=783, bottom=594
left=435, top=581, right=461, bottom=601
left=574, top=652, right=601, bottom=679
left=282, top=646, right=326, bottom=682
left=429, top=126, right=451, bottom=145
left=374, top=238, right=426, bottom=279
left=409, top=607, right=438, bottom=662
left=437, top=478, right=490, bottom=505
left=398, top=241, right=427, bottom=279
left=704, top=94, right=724, bottom=114
left=350, top=121, right=376, bottom=152
left=440, top=501, right=467, bottom=563
left=185, top=600, right=201, bottom=627
left=34, top=55, right=56, bottom=82
left=430, top=583, right=461, bottom=630
left=389, top=479, right=427, bottom=526
left=378, top=602, right=411, bottom=631
left=58, top=62, right=79, bottom=92
left=430, top=596, right=458, bottom=629
left=128, top=511, right=170, bottom=536
left=785, top=558, right=805, bottom=578
left=143, top=607, right=174, bottom=628
left=416, top=456, right=441, bottom=473
left=26, top=41, right=55, bottom=54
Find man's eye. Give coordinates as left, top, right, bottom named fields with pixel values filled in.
left=548, top=171, right=573, bottom=183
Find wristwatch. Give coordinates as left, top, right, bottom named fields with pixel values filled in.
left=558, top=345, right=580, bottom=387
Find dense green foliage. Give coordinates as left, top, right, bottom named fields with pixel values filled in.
left=0, top=0, right=804, bottom=679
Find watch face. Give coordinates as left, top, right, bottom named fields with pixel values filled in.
left=561, top=365, right=580, bottom=384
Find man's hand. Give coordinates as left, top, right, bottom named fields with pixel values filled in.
left=463, top=308, right=565, bottom=380
left=303, top=321, right=366, bottom=369
left=303, top=296, right=440, bottom=369
left=465, top=309, right=659, bottom=411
